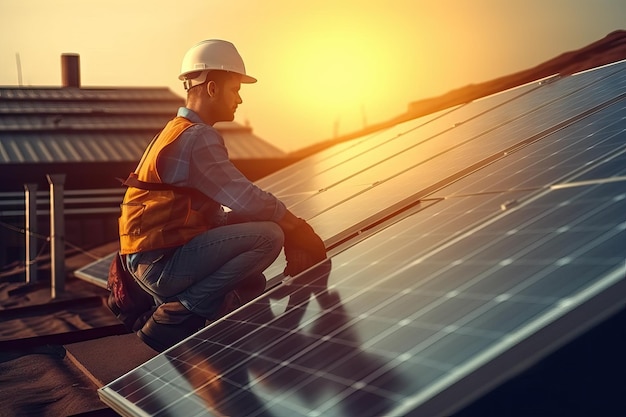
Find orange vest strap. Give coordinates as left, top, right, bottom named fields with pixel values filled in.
left=122, top=172, right=203, bottom=198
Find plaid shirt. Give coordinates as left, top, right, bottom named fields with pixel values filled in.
left=155, top=107, right=286, bottom=224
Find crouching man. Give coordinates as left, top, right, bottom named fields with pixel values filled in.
left=117, top=39, right=325, bottom=352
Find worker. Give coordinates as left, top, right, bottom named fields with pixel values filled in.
left=117, top=39, right=326, bottom=352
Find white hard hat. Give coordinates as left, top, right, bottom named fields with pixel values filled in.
left=179, top=39, right=257, bottom=90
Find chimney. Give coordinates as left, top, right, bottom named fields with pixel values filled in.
left=61, top=53, right=80, bottom=88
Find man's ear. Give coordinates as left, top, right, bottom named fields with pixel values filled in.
left=206, top=81, right=217, bottom=98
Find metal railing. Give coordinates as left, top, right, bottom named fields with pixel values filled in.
left=0, top=187, right=124, bottom=217
left=1, top=181, right=124, bottom=296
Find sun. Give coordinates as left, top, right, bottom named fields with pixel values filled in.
left=251, top=9, right=416, bottom=142
left=283, top=29, right=392, bottom=118
left=296, top=37, right=370, bottom=107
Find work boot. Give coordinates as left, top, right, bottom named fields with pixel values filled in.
left=137, top=300, right=205, bottom=352
left=131, top=306, right=157, bottom=332
left=107, top=291, right=151, bottom=332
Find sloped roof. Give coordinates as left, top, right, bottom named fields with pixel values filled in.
left=0, top=86, right=285, bottom=163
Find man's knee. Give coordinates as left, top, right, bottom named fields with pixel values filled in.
left=264, top=221, right=285, bottom=246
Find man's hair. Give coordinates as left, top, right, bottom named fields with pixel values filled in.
left=186, top=70, right=235, bottom=98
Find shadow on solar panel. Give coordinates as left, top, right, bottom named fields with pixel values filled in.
left=103, top=261, right=426, bottom=416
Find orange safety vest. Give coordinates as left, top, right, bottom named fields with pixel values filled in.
left=118, top=117, right=214, bottom=254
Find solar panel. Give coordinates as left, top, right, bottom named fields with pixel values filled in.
left=74, top=252, right=116, bottom=288
left=100, top=185, right=625, bottom=416
left=99, top=60, right=626, bottom=416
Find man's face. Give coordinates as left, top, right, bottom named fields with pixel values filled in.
left=212, top=74, right=243, bottom=122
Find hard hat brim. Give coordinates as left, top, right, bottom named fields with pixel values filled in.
left=241, top=74, right=257, bottom=84
left=180, top=70, right=257, bottom=85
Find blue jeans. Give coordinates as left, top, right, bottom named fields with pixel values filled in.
left=127, top=221, right=284, bottom=318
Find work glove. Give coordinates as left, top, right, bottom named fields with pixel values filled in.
left=283, top=219, right=327, bottom=276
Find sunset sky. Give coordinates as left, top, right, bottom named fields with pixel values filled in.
left=0, top=0, right=624, bottom=152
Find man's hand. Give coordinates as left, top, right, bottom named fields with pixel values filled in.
left=283, top=247, right=315, bottom=277
left=283, top=218, right=326, bottom=276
